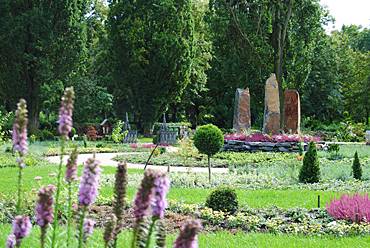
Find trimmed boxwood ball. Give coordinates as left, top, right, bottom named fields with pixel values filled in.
left=206, top=187, right=238, bottom=214
left=193, top=124, right=224, bottom=182
left=299, top=142, right=320, bottom=183
left=193, top=124, right=224, bottom=156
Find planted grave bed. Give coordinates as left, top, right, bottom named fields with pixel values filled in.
left=224, top=133, right=323, bottom=153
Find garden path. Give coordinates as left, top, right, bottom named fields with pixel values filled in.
left=46, top=152, right=229, bottom=174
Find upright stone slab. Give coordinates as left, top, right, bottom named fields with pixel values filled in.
left=284, top=90, right=301, bottom=134
left=263, top=74, right=280, bottom=134
left=233, top=88, right=251, bottom=133
left=366, top=130, right=370, bottom=145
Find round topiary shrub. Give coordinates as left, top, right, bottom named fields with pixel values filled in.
left=206, top=187, right=238, bottom=214
left=299, top=141, right=320, bottom=183
left=193, top=124, right=224, bottom=182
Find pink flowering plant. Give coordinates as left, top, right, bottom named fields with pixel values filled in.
left=326, top=193, right=370, bottom=223
left=224, top=132, right=320, bottom=143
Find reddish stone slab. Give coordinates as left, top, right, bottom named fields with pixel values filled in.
left=233, top=88, right=251, bottom=132
left=284, top=89, right=300, bottom=134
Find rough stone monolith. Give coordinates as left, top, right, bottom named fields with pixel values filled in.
left=284, top=89, right=301, bottom=134
left=233, top=88, right=251, bottom=133
left=263, top=74, right=280, bottom=134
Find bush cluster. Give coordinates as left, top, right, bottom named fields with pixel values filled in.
left=205, top=187, right=238, bottom=214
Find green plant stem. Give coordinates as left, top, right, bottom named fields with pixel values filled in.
left=51, top=137, right=65, bottom=248
left=40, top=227, right=46, bottom=248
left=131, top=226, right=138, bottom=248
left=67, top=182, right=72, bottom=247
left=208, top=155, right=211, bottom=183
left=78, top=206, right=87, bottom=248
left=16, top=155, right=23, bottom=214
left=145, top=217, right=158, bottom=248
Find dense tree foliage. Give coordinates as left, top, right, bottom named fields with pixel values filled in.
left=0, top=0, right=368, bottom=132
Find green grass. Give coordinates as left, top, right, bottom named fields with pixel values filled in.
left=0, top=165, right=346, bottom=208
left=1, top=224, right=369, bottom=248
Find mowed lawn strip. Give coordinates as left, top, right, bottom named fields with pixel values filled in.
left=1, top=165, right=344, bottom=208
left=0, top=225, right=369, bottom=248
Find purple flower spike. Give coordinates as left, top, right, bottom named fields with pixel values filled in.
left=152, top=174, right=170, bottom=219
left=12, top=99, right=28, bottom=156
left=12, top=215, right=32, bottom=245
left=78, top=158, right=101, bottom=206
left=6, top=234, right=16, bottom=248
left=133, top=169, right=157, bottom=222
left=65, top=147, right=78, bottom=182
left=35, top=185, right=56, bottom=228
left=58, top=87, right=75, bottom=138
left=174, top=220, right=202, bottom=248
left=83, top=218, right=96, bottom=239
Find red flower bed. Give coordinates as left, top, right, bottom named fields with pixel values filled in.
left=224, top=132, right=320, bottom=143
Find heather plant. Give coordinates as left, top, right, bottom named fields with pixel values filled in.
left=193, top=124, right=224, bottom=182
left=326, top=193, right=370, bottom=223
left=299, top=142, right=320, bottom=183
left=352, top=151, right=362, bottom=180
left=51, top=86, right=75, bottom=248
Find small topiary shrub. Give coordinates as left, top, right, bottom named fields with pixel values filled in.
left=326, top=193, right=370, bottom=223
left=193, top=124, right=223, bottom=182
left=352, top=151, right=362, bottom=180
left=205, top=187, right=238, bottom=214
left=299, top=141, right=320, bottom=183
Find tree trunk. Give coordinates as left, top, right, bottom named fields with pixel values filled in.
left=208, top=155, right=211, bottom=183
left=271, top=0, right=294, bottom=128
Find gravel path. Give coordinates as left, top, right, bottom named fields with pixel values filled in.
left=46, top=152, right=228, bottom=174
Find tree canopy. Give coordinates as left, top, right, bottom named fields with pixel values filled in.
left=0, top=0, right=368, bottom=132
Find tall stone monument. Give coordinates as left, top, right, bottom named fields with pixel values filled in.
left=263, top=74, right=280, bottom=134
left=283, top=90, right=301, bottom=134
left=233, top=88, right=251, bottom=133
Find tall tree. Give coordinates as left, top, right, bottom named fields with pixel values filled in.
left=0, top=0, right=88, bottom=132
left=107, top=0, right=201, bottom=133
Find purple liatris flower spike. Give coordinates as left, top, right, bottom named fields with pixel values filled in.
left=133, top=169, right=157, bottom=222
left=83, top=218, right=96, bottom=239
left=35, top=185, right=56, bottom=227
left=65, top=147, right=78, bottom=182
left=174, top=220, right=202, bottom=248
left=78, top=158, right=101, bottom=206
left=6, top=234, right=16, bottom=248
left=12, top=99, right=28, bottom=156
left=58, top=87, right=75, bottom=138
left=152, top=173, right=170, bottom=219
left=12, top=215, right=32, bottom=245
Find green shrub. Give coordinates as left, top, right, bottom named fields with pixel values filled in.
left=299, top=142, right=320, bottom=183
left=298, top=142, right=304, bottom=156
left=352, top=151, right=362, bottom=180
left=193, top=124, right=223, bottom=182
left=34, top=129, right=55, bottom=141
left=205, top=187, right=238, bottom=214
left=112, top=120, right=127, bottom=143
left=96, top=143, right=105, bottom=148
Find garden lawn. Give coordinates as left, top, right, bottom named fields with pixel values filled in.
left=0, top=165, right=346, bottom=208
left=0, top=225, right=369, bottom=248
